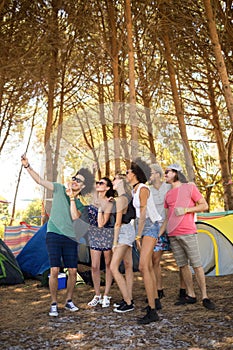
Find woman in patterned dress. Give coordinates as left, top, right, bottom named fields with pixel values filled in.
left=87, top=177, right=115, bottom=308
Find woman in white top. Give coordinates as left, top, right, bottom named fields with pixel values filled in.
left=126, top=158, right=161, bottom=325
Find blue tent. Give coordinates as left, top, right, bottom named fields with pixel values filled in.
left=16, top=223, right=140, bottom=277
left=16, top=224, right=49, bottom=276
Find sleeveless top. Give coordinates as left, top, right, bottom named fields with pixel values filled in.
left=133, top=183, right=162, bottom=222
left=88, top=204, right=115, bottom=228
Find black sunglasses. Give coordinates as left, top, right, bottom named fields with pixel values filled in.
left=96, top=181, right=106, bottom=186
left=164, top=170, right=172, bottom=175
left=72, top=176, right=83, bottom=183
left=113, top=174, right=126, bottom=181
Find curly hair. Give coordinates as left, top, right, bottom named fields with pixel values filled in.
left=75, top=168, right=95, bottom=195
left=130, top=157, right=151, bottom=183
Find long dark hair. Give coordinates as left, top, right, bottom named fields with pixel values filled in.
left=101, top=177, right=115, bottom=198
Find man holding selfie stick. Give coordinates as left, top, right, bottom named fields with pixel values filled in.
left=21, top=154, right=94, bottom=317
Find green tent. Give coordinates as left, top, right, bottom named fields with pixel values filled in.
left=0, top=239, right=24, bottom=285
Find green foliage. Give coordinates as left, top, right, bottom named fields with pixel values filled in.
left=21, top=199, right=42, bottom=226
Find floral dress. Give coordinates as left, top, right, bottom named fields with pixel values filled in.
left=87, top=204, right=114, bottom=251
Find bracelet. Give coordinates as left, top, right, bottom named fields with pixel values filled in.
left=135, top=235, right=141, bottom=240
left=184, top=208, right=188, bottom=214
left=24, top=163, right=30, bottom=169
left=98, top=208, right=102, bottom=213
left=70, top=198, right=75, bottom=201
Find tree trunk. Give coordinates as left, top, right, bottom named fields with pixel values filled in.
left=99, top=79, right=110, bottom=176
left=203, top=0, right=233, bottom=125
left=44, top=0, right=60, bottom=215
left=53, top=76, right=64, bottom=182
left=10, top=110, right=36, bottom=225
left=134, top=24, right=156, bottom=162
left=125, top=0, right=138, bottom=160
left=106, top=0, right=121, bottom=171
left=206, top=70, right=233, bottom=210
left=119, top=51, right=131, bottom=168
left=162, top=31, right=195, bottom=182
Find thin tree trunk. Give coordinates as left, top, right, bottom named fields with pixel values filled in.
left=203, top=0, right=233, bottom=125
left=203, top=0, right=233, bottom=209
left=162, top=32, right=195, bottom=182
left=44, top=0, right=60, bottom=214
left=206, top=70, right=233, bottom=210
left=10, top=109, right=36, bottom=225
left=106, top=0, right=121, bottom=171
left=99, top=79, right=110, bottom=176
left=53, top=76, right=64, bottom=182
left=120, top=50, right=131, bottom=168
left=134, top=26, right=156, bottom=162
left=125, top=0, right=138, bottom=160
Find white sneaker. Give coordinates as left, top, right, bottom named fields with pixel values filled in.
left=88, top=295, right=102, bottom=307
left=102, top=295, right=111, bottom=308
left=49, top=303, right=58, bottom=317
left=65, top=300, right=79, bottom=312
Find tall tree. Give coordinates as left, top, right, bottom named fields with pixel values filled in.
left=202, top=0, right=233, bottom=209
left=158, top=0, right=195, bottom=181
left=125, top=0, right=138, bottom=159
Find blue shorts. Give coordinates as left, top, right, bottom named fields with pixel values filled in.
left=135, top=218, right=160, bottom=239
left=46, top=232, right=78, bottom=268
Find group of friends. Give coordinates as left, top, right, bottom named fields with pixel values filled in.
left=21, top=155, right=215, bottom=325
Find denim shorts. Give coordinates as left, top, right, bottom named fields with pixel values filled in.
left=46, top=232, right=78, bottom=268
left=118, top=222, right=136, bottom=247
left=135, top=218, right=160, bottom=239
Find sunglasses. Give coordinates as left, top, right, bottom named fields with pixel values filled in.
left=72, top=176, right=83, bottom=183
left=96, top=181, right=106, bottom=186
left=164, top=170, right=172, bottom=175
left=126, top=170, right=132, bottom=175
left=113, top=174, right=126, bottom=181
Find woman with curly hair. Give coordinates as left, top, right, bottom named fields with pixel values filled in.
left=126, top=158, right=162, bottom=324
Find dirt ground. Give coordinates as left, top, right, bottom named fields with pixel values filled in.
left=0, top=252, right=233, bottom=350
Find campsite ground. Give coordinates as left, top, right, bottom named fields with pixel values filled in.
left=0, top=252, right=232, bottom=350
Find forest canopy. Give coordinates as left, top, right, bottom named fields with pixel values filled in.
left=0, top=0, right=233, bottom=224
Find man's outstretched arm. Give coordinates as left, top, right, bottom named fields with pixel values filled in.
left=21, top=154, right=54, bottom=191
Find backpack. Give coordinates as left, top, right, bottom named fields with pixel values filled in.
left=121, top=194, right=136, bottom=224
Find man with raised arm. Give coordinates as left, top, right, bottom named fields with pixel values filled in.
left=21, top=154, right=94, bottom=317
